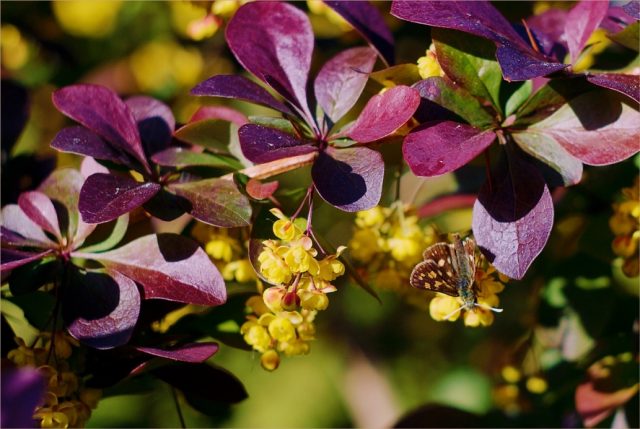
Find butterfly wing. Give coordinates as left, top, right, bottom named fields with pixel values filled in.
left=410, top=259, right=459, bottom=298
left=463, top=237, right=477, bottom=276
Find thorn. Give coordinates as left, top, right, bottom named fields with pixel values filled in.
left=521, top=19, right=540, bottom=53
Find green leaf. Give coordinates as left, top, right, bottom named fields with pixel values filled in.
left=432, top=28, right=502, bottom=113
left=370, top=63, right=422, bottom=87
left=151, top=148, right=243, bottom=170
left=248, top=116, right=296, bottom=134
left=2, top=298, right=40, bottom=343
left=513, top=79, right=591, bottom=126
left=173, top=120, right=231, bottom=152
left=504, top=80, right=532, bottom=116
left=608, top=22, right=639, bottom=52
left=77, top=214, right=129, bottom=253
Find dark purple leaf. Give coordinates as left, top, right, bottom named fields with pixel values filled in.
left=74, top=234, right=227, bottom=306
left=1, top=248, right=52, bottom=272
left=346, top=85, right=420, bottom=143
left=565, top=1, right=609, bottom=64
left=494, top=42, right=568, bottom=81
left=226, top=2, right=314, bottom=120
left=51, top=126, right=134, bottom=167
left=403, top=120, right=495, bottom=177
left=526, top=90, right=640, bottom=165
left=1, top=367, right=46, bottom=429
left=52, top=84, right=150, bottom=173
left=79, top=173, right=161, bottom=224
left=526, top=9, right=569, bottom=60
left=191, top=75, right=294, bottom=116
left=623, top=0, right=640, bottom=19
left=472, top=150, right=554, bottom=279
left=153, top=363, right=247, bottom=403
left=586, top=73, right=640, bottom=103
left=239, top=124, right=317, bottom=163
left=125, top=96, right=175, bottom=157
left=136, top=343, right=219, bottom=363
left=151, top=147, right=242, bottom=170
left=142, top=189, right=186, bottom=222
left=1, top=227, right=49, bottom=249
left=1, top=205, right=54, bottom=246
left=17, top=191, right=62, bottom=241
left=323, top=1, right=395, bottom=66
left=63, top=269, right=140, bottom=349
left=169, top=178, right=252, bottom=228
left=312, top=146, right=383, bottom=212
left=314, top=47, right=377, bottom=123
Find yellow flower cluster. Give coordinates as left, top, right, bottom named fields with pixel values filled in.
left=417, top=43, right=444, bottom=79
left=429, top=264, right=508, bottom=327
left=610, top=176, right=640, bottom=277
left=7, top=333, right=101, bottom=428
left=241, top=209, right=345, bottom=370
left=493, top=364, right=548, bottom=415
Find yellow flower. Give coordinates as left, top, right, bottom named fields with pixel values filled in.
left=152, top=304, right=204, bottom=333
left=501, top=365, right=522, bottom=383
left=246, top=295, right=270, bottom=316
left=298, top=290, right=329, bottom=311
left=278, top=338, right=310, bottom=356
left=282, top=237, right=320, bottom=275
left=417, top=45, right=444, bottom=79
left=429, top=295, right=462, bottom=322
left=349, top=228, right=380, bottom=263
left=463, top=294, right=500, bottom=327
left=222, top=259, right=256, bottom=283
left=8, top=337, right=46, bottom=367
left=261, top=349, right=280, bottom=371
left=240, top=320, right=271, bottom=353
left=1, top=25, right=30, bottom=70
left=204, top=232, right=239, bottom=262
left=356, top=207, right=385, bottom=228
left=572, top=29, right=611, bottom=72
left=42, top=332, right=78, bottom=360
left=265, top=314, right=296, bottom=343
left=611, top=177, right=640, bottom=277
left=525, top=376, right=548, bottom=394
left=263, top=286, right=286, bottom=313
left=258, top=241, right=292, bottom=285
left=52, top=1, right=122, bottom=38
left=317, top=256, right=345, bottom=282
left=476, top=266, right=507, bottom=295
left=273, top=219, right=304, bottom=241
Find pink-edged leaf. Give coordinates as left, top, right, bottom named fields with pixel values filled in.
left=74, top=234, right=227, bottom=306
left=169, top=178, right=252, bottom=228
left=472, top=151, right=554, bottom=280
left=52, top=84, right=150, bottom=172
left=226, top=2, right=314, bottom=120
left=403, top=120, right=496, bottom=177
left=238, top=124, right=317, bottom=163
left=191, top=75, right=294, bottom=116
left=190, top=105, right=248, bottom=126
left=63, top=269, right=140, bottom=349
left=312, top=146, right=383, bottom=212
left=527, top=90, right=640, bottom=166
left=314, top=47, right=377, bottom=123
left=346, top=85, right=420, bottom=143
left=417, top=194, right=476, bottom=218
left=1, top=205, right=54, bottom=246
left=623, top=0, right=640, bottom=20
left=1, top=226, right=50, bottom=249
left=136, top=343, right=219, bottom=363
left=586, top=73, right=640, bottom=103
left=576, top=380, right=639, bottom=427
left=323, top=1, right=395, bottom=66
left=0, top=248, right=52, bottom=272
left=565, top=1, right=609, bottom=64
left=246, top=179, right=279, bottom=200
left=79, top=173, right=161, bottom=224
left=51, top=126, right=134, bottom=167
left=17, top=191, right=62, bottom=241
left=125, top=96, right=175, bottom=156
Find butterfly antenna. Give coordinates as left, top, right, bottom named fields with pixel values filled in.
left=474, top=303, right=504, bottom=313
left=443, top=306, right=464, bottom=321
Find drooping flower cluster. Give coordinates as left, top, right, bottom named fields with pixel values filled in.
left=609, top=176, right=640, bottom=277
left=7, top=333, right=101, bottom=428
left=416, top=43, right=444, bottom=79
left=241, top=209, right=345, bottom=371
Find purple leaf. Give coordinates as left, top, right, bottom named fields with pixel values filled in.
left=79, top=173, right=161, bottom=224
left=323, top=1, right=395, bottom=66
left=346, top=85, right=420, bottom=143
left=526, top=9, right=569, bottom=60
left=63, top=269, right=140, bottom=349
left=494, top=43, right=568, bottom=81
left=169, top=178, right=252, bottom=228
left=312, top=146, right=383, bottom=212
left=191, top=75, right=293, bottom=116
left=136, top=343, right=219, bottom=363
left=226, top=2, right=314, bottom=120
left=239, top=124, right=317, bottom=163
left=51, top=126, right=134, bottom=167
left=586, top=73, right=640, bottom=103
left=403, top=120, right=496, bottom=177
left=1, top=205, right=54, bottom=246
left=125, top=96, right=175, bottom=156
left=1, top=227, right=49, bottom=249
left=1, top=248, right=52, bottom=272
left=314, top=47, right=377, bottom=123
left=18, top=191, right=62, bottom=241
left=52, top=84, right=150, bottom=173
left=1, top=367, right=46, bottom=429
left=472, top=151, right=554, bottom=280
left=527, top=90, right=640, bottom=165
left=74, top=234, right=227, bottom=306
left=565, top=1, right=609, bottom=64
left=623, top=0, right=640, bottom=19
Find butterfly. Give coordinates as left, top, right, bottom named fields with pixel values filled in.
left=410, top=233, right=502, bottom=320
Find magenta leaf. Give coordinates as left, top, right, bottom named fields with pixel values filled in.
left=472, top=151, right=554, bottom=279
left=246, top=179, right=279, bottom=200
left=1, top=248, right=52, bottom=272
left=323, top=1, right=395, bottom=66
left=526, top=9, right=569, bottom=60
left=1, top=367, right=46, bottom=429
left=225, top=2, right=314, bottom=119
left=239, top=124, right=317, bottom=163
left=526, top=90, right=640, bottom=165
left=79, top=173, right=161, bottom=224
left=312, top=146, right=383, bottom=212
left=63, top=269, right=140, bottom=349
left=565, top=1, right=609, bottom=64
left=346, top=85, right=420, bottom=143
left=169, top=178, right=252, bottom=228
left=1, top=204, right=55, bottom=246
left=494, top=43, right=568, bottom=82
left=192, top=75, right=293, bottom=116
left=52, top=84, right=150, bottom=172
left=17, top=191, right=62, bottom=241
left=74, top=234, right=227, bottom=306
left=136, top=343, right=219, bottom=363
left=125, top=96, right=175, bottom=156
left=403, top=120, right=496, bottom=177
left=51, top=126, right=134, bottom=167
left=585, top=73, right=640, bottom=103
left=623, top=0, right=640, bottom=19
left=314, top=47, right=377, bottom=123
